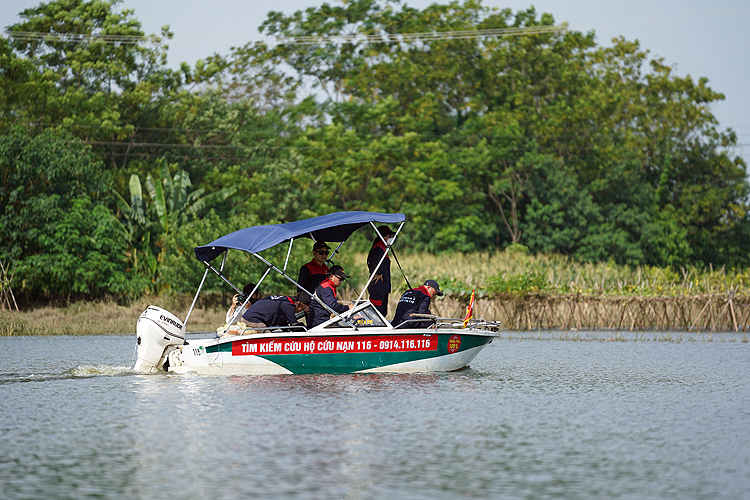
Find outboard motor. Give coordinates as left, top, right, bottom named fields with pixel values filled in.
left=135, top=306, right=186, bottom=373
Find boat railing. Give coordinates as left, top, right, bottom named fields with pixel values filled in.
left=218, top=324, right=308, bottom=338
left=412, top=313, right=502, bottom=332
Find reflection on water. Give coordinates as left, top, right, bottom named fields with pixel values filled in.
left=227, top=371, right=444, bottom=393
left=0, top=334, right=748, bottom=499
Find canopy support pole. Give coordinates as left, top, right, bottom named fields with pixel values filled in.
left=283, top=238, right=294, bottom=272
left=328, top=240, right=346, bottom=266
left=188, top=254, right=255, bottom=325
left=184, top=266, right=210, bottom=326
left=356, top=220, right=405, bottom=303
left=251, top=251, right=357, bottom=329
left=227, top=267, right=271, bottom=325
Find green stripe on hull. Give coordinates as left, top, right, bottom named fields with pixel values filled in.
left=205, top=333, right=492, bottom=374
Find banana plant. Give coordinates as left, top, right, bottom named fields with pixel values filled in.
left=145, top=158, right=236, bottom=238
left=113, top=174, right=159, bottom=275
left=115, top=159, right=235, bottom=288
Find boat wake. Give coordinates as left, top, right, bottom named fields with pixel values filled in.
left=0, top=365, right=133, bottom=385
left=68, top=364, right=133, bottom=377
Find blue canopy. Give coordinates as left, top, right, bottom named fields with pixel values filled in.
left=194, top=211, right=405, bottom=263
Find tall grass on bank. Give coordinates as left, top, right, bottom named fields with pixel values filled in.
left=349, top=247, right=750, bottom=299
left=0, top=298, right=227, bottom=336
left=2, top=248, right=749, bottom=335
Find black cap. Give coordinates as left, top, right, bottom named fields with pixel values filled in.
left=328, top=265, right=351, bottom=279
left=423, top=279, right=444, bottom=296
left=377, top=225, right=396, bottom=237
left=313, top=241, right=330, bottom=251
left=296, top=292, right=311, bottom=304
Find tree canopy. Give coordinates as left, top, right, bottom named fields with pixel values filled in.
left=1, top=0, right=748, bottom=304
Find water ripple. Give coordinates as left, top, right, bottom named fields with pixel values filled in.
left=0, top=364, right=133, bottom=385
left=1, top=335, right=749, bottom=499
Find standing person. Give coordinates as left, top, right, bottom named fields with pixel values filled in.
left=297, top=241, right=330, bottom=294
left=226, top=283, right=261, bottom=324
left=308, top=265, right=353, bottom=328
left=392, top=279, right=444, bottom=329
left=242, top=293, right=310, bottom=330
left=367, top=225, right=395, bottom=316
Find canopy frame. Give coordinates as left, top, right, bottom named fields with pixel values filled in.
left=184, top=211, right=406, bottom=330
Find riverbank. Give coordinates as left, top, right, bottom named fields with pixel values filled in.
left=0, top=299, right=227, bottom=336
left=2, top=291, right=749, bottom=335
left=431, top=294, right=750, bottom=333
left=3, top=248, right=749, bottom=335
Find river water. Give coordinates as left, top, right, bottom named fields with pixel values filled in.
left=1, top=333, right=748, bottom=500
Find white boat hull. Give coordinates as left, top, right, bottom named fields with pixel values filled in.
left=138, top=326, right=496, bottom=375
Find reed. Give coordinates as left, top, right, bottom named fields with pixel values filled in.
left=346, top=250, right=750, bottom=299
left=0, top=298, right=227, bottom=336
left=2, top=249, right=749, bottom=335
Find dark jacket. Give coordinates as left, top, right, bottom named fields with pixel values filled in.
left=392, top=285, right=433, bottom=329
left=297, top=260, right=329, bottom=293
left=366, top=240, right=391, bottom=294
left=242, top=295, right=304, bottom=328
left=309, top=279, right=349, bottom=328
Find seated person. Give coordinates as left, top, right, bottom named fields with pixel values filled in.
left=392, top=279, right=444, bottom=329
left=226, top=283, right=262, bottom=324
left=308, top=265, right=353, bottom=328
left=297, top=241, right=330, bottom=294
left=242, top=292, right=310, bottom=330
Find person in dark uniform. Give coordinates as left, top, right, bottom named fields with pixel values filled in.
left=308, top=265, right=352, bottom=328
left=367, top=225, right=395, bottom=316
left=242, top=292, right=310, bottom=330
left=392, top=279, right=444, bottom=329
left=297, top=241, right=330, bottom=294
left=226, top=283, right=262, bottom=324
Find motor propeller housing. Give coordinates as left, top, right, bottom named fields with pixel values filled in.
left=134, top=306, right=185, bottom=373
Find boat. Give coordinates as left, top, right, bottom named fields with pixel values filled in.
left=134, top=211, right=500, bottom=375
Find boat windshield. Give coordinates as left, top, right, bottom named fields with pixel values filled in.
left=330, top=301, right=389, bottom=329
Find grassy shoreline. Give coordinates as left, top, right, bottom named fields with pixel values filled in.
left=3, top=293, right=748, bottom=336
left=3, top=249, right=749, bottom=336
left=0, top=296, right=230, bottom=336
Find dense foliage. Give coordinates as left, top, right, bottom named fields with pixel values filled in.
left=1, top=0, right=748, bottom=305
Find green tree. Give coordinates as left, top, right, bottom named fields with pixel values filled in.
left=21, top=197, right=134, bottom=300
left=0, top=126, right=136, bottom=302
left=3, top=0, right=180, bottom=168
left=258, top=0, right=749, bottom=266
left=0, top=36, right=39, bottom=131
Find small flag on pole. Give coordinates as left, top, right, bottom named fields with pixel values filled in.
left=463, top=289, right=475, bottom=328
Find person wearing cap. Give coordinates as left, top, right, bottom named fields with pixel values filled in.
left=367, top=225, right=395, bottom=316
left=297, top=240, right=330, bottom=294
left=308, top=265, right=353, bottom=328
left=226, top=283, right=262, bottom=324
left=392, top=279, right=444, bottom=329
left=242, top=293, right=310, bottom=330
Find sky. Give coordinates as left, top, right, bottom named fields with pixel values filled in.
left=3, top=0, right=749, bottom=167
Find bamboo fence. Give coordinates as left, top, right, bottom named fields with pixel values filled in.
left=429, top=292, right=750, bottom=332
left=0, top=261, right=19, bottom=312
